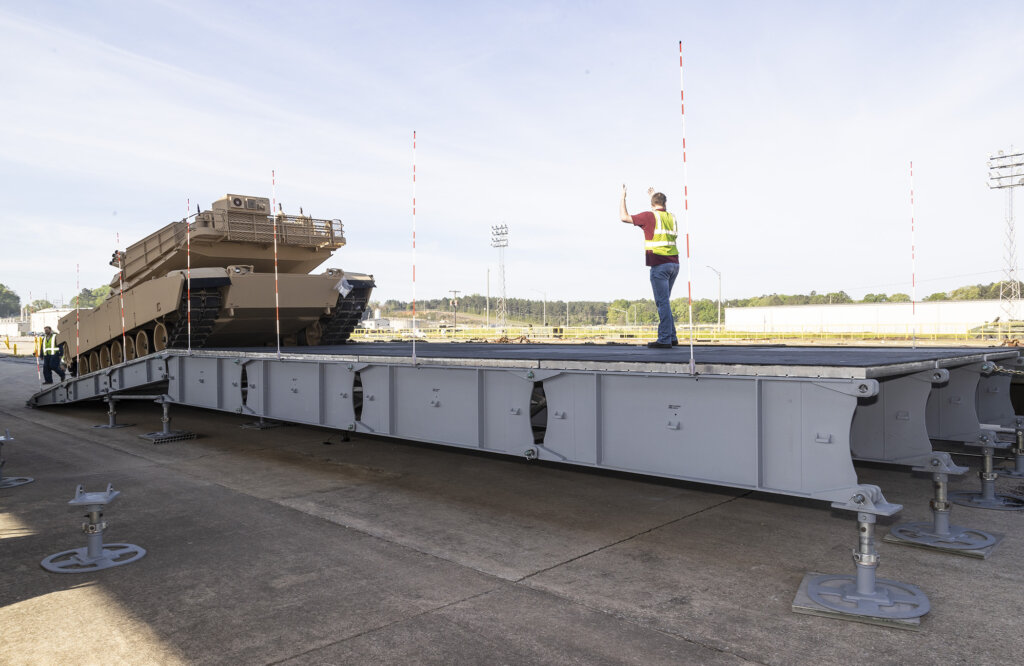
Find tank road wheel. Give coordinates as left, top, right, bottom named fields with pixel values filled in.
left=78, top=354, right=89, bottom=375
left=99, top=345, right=111, bottom=369
left=111, top=340, right=124, bottom=365
left=124, top=335, right=137, bottom=361
left=299, top=320, right=323, bottom=346
left=88, top=351, right=100, bottom=372
left=60, top=343, right=73, bottom=375
left=136, top=330, right=150, bottom=357
left=153, top=323, right=168, bottom=351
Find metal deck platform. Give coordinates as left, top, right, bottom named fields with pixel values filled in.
left=28, top=343, right=1021, bottom=498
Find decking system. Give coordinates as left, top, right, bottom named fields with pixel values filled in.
left=26, top=342, right=1024, bottom=626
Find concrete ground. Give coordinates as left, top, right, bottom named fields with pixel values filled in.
left=1, top=357, right=1022, bottom=665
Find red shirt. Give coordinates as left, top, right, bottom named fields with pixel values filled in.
left=632, top=211, right=680, bottom=267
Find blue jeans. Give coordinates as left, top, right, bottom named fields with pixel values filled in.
left=42, top=355, right=65, bottom=383
left=650, top=263, right=680, bottom=344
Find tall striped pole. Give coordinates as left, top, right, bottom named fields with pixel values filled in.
left=75, top=263, right=80, bottom=374
left=117, top=233, right=126, bottom=362
left=271, top=172, right=282, bottom=359
left=186, top=198, right=192, bottom=354
left=412, top=130, right=418, bottom=364
left=679, top=41, right=696, bottom=374
left=31, top=291, right=41, bottom=386
left=910, top=161, right=917, bottom=347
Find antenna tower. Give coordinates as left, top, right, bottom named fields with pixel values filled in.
left=989, top=148, right=1024, bottom=322
left=491, top=224, right=509, bottom=327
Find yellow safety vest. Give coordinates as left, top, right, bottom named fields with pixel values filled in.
left=40, top=334, right=59, bottom=356
left=644, top=210, right=679, bottom=256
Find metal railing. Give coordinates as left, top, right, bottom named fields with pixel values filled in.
left=349, top=322, right=1018, bottom=345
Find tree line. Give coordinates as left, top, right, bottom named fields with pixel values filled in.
left=0, top=285, right=113, bottom=318
left=1, top=280, right=1020, bottom=322
left=377, top=281, right=1024, bottom=326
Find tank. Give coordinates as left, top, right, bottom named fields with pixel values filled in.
left=56, top=194, right=374, bottom=374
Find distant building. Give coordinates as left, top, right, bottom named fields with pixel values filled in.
left=29, top=308, right=74, bottom=334
left=0, top=317, right=30, bottom=337
left=724, top=300, right=1003, bottom=335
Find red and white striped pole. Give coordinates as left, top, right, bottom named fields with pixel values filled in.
left=271, top=171, right=281, bottom=359
left=75, top=263, right=80, bottom=374
left=117, top=232, right=126, bottom=363
left=679, top=41, right=696, bottom=374
left=186, top=198, right=192, bottom=354
left=31, top=290, right=41, bottom=386
left=910, top=161, right=917, bottom=347
left=412, top=130, right=418, bottom=363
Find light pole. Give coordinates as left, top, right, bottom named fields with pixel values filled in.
left=449, top=289, right=460, bottom=328
left=608, top=305, right=636, bottom=327
left=989, top=148, right=1024, bottom=322
left=531, top=289, right=547, bottom=326
left=491, top=225, right=509, bottom=327
left=706, top=265, right=722, bottom=330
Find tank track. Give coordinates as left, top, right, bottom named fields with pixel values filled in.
left=318, top=278, right=375, bottom=345
left=166, top=287, right=224, bottom=349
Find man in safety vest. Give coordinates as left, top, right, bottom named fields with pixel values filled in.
left=619, top=185, right=680, bottom=348
left=37, top=325, right=66, bottom=384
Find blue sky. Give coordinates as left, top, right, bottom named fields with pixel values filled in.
left=2, top=1, right=1023, bottom=308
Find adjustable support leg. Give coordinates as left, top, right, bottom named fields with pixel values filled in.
left=794, top=512, right=930, bottom=628
left=0, top=429, right=33, bottom=488
left=40, top=484, right=146, bottom=573
left=1000, top=423, right=1024, bottom=478
left=886, top=472, right=1001, bottom=557
left=93, top=397, right=134, bottom=429
left=950, top=442, right=1024, bottom=511
left=139, top=399, right=196, bottom=444
left=793, top=487, right=929, bottom=629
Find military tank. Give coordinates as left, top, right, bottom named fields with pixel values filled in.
left=57, top=194, right=374, bottom=374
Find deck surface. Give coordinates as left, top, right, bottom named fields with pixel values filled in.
left=207, top=342, right=1015, bottom=374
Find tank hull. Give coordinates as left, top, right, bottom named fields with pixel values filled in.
left=56, top=269, right=374, bottom=372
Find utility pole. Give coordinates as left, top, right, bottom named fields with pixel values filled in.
left=449, top=289, right=461, bottom=328
left=706, top=265, right=722, bottom=330
left=531, top=289, right=547, bottom=326
left=490, top=225, right=509, bottom=327
left=486, top=268, right=490, bottom=327
left=989, top=148, right=1024, bottom=324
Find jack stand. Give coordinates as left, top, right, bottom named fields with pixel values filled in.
left=949, top=440, right=1024, bottom=511
left=92, top=397, right=134, bottom=429
left=885, top=470, right=1001, bottom=558
left=40, top=484, right=146, bottom=573
left=241, top=416, right=283, bottom=430
left=999, top=421, right=1024, bottom=479
left=139, top=399, right=196, bottom=444
left=793, top=489, right=929, bottom=629
left=0, top=429, right=33, bottom=488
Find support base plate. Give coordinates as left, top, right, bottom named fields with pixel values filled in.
left=792, top=572, right=924, bottom=630
left=883, top=524, right=1002, bottom=559
left=948, top=490, right=1024, bottom=511
left=40, top=543, right=146, bottom=573
left=139, top=430, right=196, bottom=445
left=0, top=476, right=34, bottom=488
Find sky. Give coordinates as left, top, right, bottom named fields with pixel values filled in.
left=2, top=1, right=1023, bottom=309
